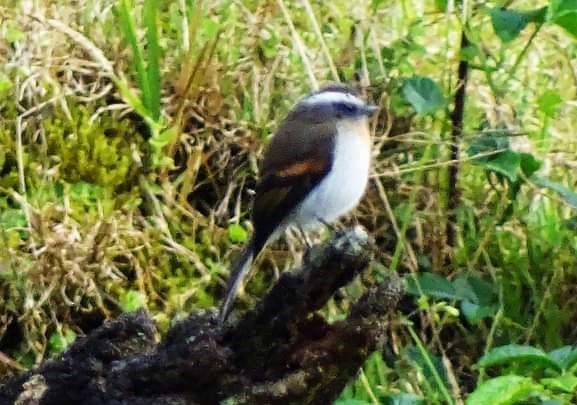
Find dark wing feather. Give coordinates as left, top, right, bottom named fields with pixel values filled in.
left=251, top=118, right=336, bottom=249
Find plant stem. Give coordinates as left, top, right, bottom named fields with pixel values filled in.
left=446, top=30, right=470, bottom=248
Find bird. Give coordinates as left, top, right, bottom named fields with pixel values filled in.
left=219, top=83, right=378, bottom=324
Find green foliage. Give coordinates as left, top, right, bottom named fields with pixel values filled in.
left=120, top=290, right=147, bottom=312
left=469, top=344, right=577, bottom=403
left=3, top=0, right=577, bottom=403
left=48, top=328, right=77, bottom=357
left=477, top=344, right=562, bottom=373
left=407, top=273, right=498, bottom=324
left=42, top=106, right=142, bottom=193
left=116, top=0, right=161, bottom=122
left=401, top=76, right=445, bottom=115
left=537, top=90, right=563, bottom=118
left=466, top=375, right=539, bottom=405
left=490, top=8, right=530, bottom=43
left=548, top=0, right=577, bottom=37
left=227, top=223, right=248, bottom=243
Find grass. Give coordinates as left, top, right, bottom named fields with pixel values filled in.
left=1, top=0, right=577, bottom=403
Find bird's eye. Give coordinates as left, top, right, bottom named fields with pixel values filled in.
left=335, top=102, right=356, bottom=115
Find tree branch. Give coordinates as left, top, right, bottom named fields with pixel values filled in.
left=0, top=227, right=404, bottom=405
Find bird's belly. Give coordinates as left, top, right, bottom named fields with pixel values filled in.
left=295, top=131, right=370, bottom=228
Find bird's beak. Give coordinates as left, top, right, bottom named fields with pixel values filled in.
left=363, top=105, right=379, bottom=116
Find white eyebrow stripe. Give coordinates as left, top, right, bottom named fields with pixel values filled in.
left=302, top=91, right=365, bottom=107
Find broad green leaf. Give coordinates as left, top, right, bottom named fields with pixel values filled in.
left=490, top=8, right=529, bottom=42
left=477, top=344, right=562, bottom=373
left=519, top=153, right=541, bottom=178
left=453, top=276, right=498, bottom=323
left=483, top=150, right=521, bottom=182
left=334, top=400, right=372, bottom=405
left=548, top=346, right=577, bottom=371
left=402, top=76, right=445, bottom=115
left=532, top=177, right=577, bottom=208
left=466, top=375, right=539, bottom=405
left=227, top=223, right=248, bottom=243
left=453, top=275, right=497, bottom=305
left=538, top=89, right=563, bottom=118
left=541, top=373, right=577, bottom=393
left=460, top=300, right=497, bottom=324
left=406, top=272, right=461, bottom=300
left=120, top=290, right=147, bottom=312
left=548, top=0, right=577, bottom=38
left=467, top=133, right=510, bottom=161
left=525, top=6, right=549, bottom=24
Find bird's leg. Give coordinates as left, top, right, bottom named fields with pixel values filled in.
left=297, top=225, right=313, bottom=249
left=315, top=215, right=337, bottom=232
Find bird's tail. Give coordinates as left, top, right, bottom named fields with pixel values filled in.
left=218, top=236, right=261, bottom=324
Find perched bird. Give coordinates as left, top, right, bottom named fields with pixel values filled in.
left=219, top=84, right=378, bottom=323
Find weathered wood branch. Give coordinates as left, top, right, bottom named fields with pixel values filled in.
left=0, top=227, right=403, bottom=405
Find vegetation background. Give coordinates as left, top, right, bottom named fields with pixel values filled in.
left=1, top=0, right=576, bottom=403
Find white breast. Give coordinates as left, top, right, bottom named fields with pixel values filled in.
left=294, top=119, right=371, bottom=229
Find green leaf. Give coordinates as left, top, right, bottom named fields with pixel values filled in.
left=541, top=373, right=577, bottom=393
left=548, top=346, right=577, bottom=371
left=48, top=328, right=77, bottom=356
left=537, top=89, right=563, bottom=118
left=477, top=344, right=562, bottom=373
left=227, top=223, right=248, bottom=243
left=548, top=0, right=577, bottom=38
left=466, top=375, right=539, bottom=405
left=525, top=6, right=549, bottom=24
left=483, top=150, right=521, bottom=182
left=490, top=8, right=529, bottom=42
left=406, top=273, right=462, bottom=300
left=460, top=300, right=497, bottom=324
left=143, top=0, right=161, bottom=122
left=149, top=126, right=178, bottom=150
left=532, top=177, right=577, bottom=208
left=402, top=76, right=445, bottom=115
left=453, top=275, right=497, bottom=306
left=519, top=152, right=541, bottom=178
left=453, top=275, right=498, bottom=323
left=116, top=0, right=151, bottom=115
left=467, top=133, right=510, bottom=161
left=120, top=290, right=147, bottom=312
left=334, top=401, right=373, bottom=405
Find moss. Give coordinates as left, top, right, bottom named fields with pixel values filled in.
left=41, top=104, right=143, bottom=194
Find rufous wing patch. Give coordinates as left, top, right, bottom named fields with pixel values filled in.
left=276, top=159, right=327, bottom=178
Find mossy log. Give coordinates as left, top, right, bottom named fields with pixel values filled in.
left=0, top=227, right=403, bottom=405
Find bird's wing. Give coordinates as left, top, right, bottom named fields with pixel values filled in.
left=251, top=120, right=336, bottom=248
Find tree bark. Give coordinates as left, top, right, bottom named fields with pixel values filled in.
left=0, top=227, right=403, bottom=405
